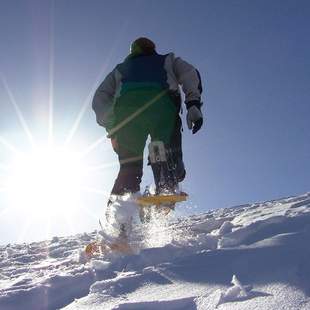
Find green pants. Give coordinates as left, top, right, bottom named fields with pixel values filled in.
left=111, top=89, right=184, bottom=195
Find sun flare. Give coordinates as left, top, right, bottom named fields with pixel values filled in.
left=6, top=147, right=86, bottom=216
left=0, top=56, right=113, bottom=241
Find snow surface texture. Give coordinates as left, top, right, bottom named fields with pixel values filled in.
left=1, top=192, right=310, bottom=309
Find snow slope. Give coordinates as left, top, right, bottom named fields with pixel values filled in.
left=1, top=192, right=310, bottom=310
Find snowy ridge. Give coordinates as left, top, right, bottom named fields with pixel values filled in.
left=1, top=192, right=310, bottom=309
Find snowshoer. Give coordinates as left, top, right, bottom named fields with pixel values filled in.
left=92, top=37, right=203, bottom=236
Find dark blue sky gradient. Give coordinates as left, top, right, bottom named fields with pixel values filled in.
left=1, top=0, right=309, bottom=221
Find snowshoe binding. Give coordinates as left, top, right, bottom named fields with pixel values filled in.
left=137, top=141, right=187, bottom=222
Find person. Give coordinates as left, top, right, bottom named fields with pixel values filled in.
left=92, top=37, right=203, bottom=233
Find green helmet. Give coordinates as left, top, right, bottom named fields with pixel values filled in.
left=130, top=37, right=156, bottom=55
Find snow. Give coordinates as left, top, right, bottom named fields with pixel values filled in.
left=1, top=192, right=310, bottom=309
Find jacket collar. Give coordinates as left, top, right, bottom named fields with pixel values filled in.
left=126, top=51, right=158, bottom=60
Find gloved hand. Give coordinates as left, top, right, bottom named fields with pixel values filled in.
left=96, top=108, right=115, bottom=131
left=186, top=105, right=203, bottom=134
left=110, top=137, right=119, bottom=153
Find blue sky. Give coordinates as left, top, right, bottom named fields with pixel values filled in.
left=0, top=0, right=309, bottom=243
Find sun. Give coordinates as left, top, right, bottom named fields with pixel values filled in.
left=1, top=65, right=113, bottom=241
left=6, top=146, right=86, bottom=216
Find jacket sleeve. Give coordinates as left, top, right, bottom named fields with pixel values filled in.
left=92, top=70, right=117, bottom=131
left=173, top=57, right=203, bottom=108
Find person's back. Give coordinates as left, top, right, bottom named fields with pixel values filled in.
left=92, top=37, right=204, bottom=238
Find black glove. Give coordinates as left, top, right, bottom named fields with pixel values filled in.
left=186, top=101, right=203, bottom=134
left=96, top=108, right=115, bottom=131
